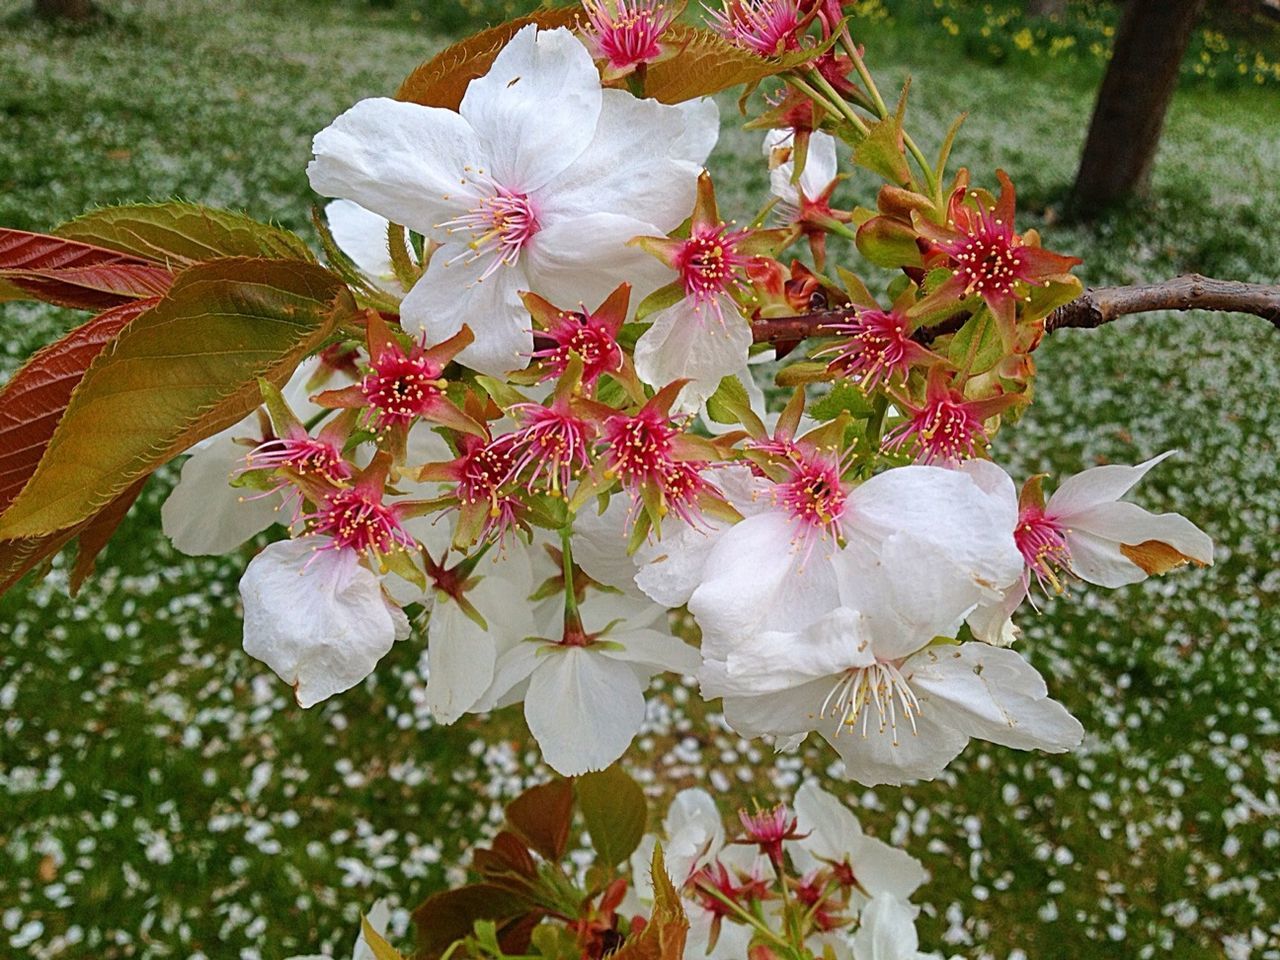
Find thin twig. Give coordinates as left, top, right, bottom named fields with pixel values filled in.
left=750, top=274, right=1280, bottom=345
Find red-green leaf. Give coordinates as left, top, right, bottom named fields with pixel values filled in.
left=611, top=846, right=688, bottom=960
left=55, top=202, right=314, bottom=266
left=396, top=9, right=583, bottom=110
left=644, top=25, right=823, bottom=104
left=576, top=765, right=648, bottom=868
left=0, top=228, right=172, bottom=310
left=0, top=258, right=354, bottom=542
left=504, top=778, right=575, bottom=862
left=0, top=298, right=157, bottom=513
left=411, top=884, right=531, bottom=960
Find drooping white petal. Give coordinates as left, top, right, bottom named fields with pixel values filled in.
left=569, top=494, right=642, bottom=593
left=633, top=464, right=771, bottom=607
left=536, top=89, right=707, bottom=230
left=688, top=510, right=840, bottom=658
left=713, top=675, right=834, bottom=739
left=672, top=97, right=721, bottom=168
left=524, top=211, right=674, bottom=307
left=398, top=249, right=529, bottom=376
left=1064, top=499, right=1213, bottom=588
left=719, top=607, right=876, bottom=696
left=240, top=539, right=402, bottom=708
left=525, top=647, right=647, bottom=775
left=965, top=580, right=1026, bottom=647
left=908, top=642, right=1083, bottom=753
left=308, top=97, right=483, bottom=239
left=325, top=199, right=408, bottom=294
left=1046, top=450, right=1177, bottom=519
left=852, top=896, right=921, bottom=960
left=633, top=297, right=754, bottom=411
left=844, top=464, right=1024, bottom=594
left=459, top=26, right=602, bottom=192
left=162, top=433, right=281, bottom=556
left=426, top=598, right=499, bottom=724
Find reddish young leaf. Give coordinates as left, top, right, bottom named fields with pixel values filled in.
left=0, top=298, right=157, bottom=514
left=0, top=228, right=171, bottom=310
left=504, top=778, right=575, bottom=862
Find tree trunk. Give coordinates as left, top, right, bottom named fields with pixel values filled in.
left=1071, top=0, right=1206, bottom=214
left=1026, top=0, right=1068, bottom=19
left=33, top=0, right=95, bottom=20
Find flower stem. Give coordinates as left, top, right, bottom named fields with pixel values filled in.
left=558, top=524, right=582, bottom=633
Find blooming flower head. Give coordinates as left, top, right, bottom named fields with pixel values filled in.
left=306, top=455, right=417, bottom=561
left=496, top=396, right=598, bottom=496
left=419, top=429, right=525, bottom=548
left=912, top=170, right=1082, bottom=342
left=315, top=314, right=482, bottom=439
left=883, top=367, right=1016, bottom=465
left=819, top=301, right=938, bottom=390
left=707, top=0, right=808, bottom=56
left=524, top=284, right=628, bottom=388
left=736, top=803, right=805, bottom=869
left=308, top=26, right=718, bottom=375
left=600, top=381, right=718, bottom=530
left=581, top=0, right=681, bottom=79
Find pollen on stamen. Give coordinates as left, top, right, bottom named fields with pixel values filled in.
left=438, top=178, right=540, bottom=280
left=1016, top=506, right=1073, bottom=595
left=820, top=661, right=922, bottom=746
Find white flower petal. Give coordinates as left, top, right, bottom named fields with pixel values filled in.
left=325, top=199, right=407, bottom=293
left=852, top=896, right=921, bottom=960
left=537, top=89, right=707, bottom=231
left=426, top=598, right=499, bottom=724
left=525, top=211, right=674, bottom=307
left=908, top=642, right=1083, bottom=753
left=399, top=250, right=529, bottom=376
left=597, top=628, right=701, bottom=676
left=720, top=607, right=876, bottom=695
left=162, top=433, right=280, bottom=556
left=525, top=647, right=646, bottom=775
left=240, top=539, right=400, bottom=708
left=633, top=297, right=754, bottom=411
left=569, top=495, right=642, bottom=593
left=1065, top=498, right=1213, bottom=587
left=672, top=97, right=721, bottom=167
left=459, top=26, right=601, bottom=192
left=1046, top=450, right=1177, bottom=519
left=827, top=711, right=970, bottom=787
left=308, top=97, right=483, bottom=238
left=714, top=676, right=833, bottom=739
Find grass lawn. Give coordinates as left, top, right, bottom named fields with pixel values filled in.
left=1, top=2, right=1278, bottom=958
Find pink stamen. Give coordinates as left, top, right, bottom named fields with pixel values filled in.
left=674, top=222, right=752, bottom=320
left=439, top=178, right=540, bottom=280
left=884, top=391, right=988, bottom=464
left=361, top=339, right=448, bottom=430
left=493, top=403, right=596, bottom=495
left=706, top=0, right=805, bottom=56
left=602, top=409, right=709, bottom=527
left=308, top=486, right=413, bottom=558
left=1016, top=506, right=1072, bottom=594
left=773, top=450, right=848, bottom=559
left=582, top=0, right=676, bottom=72
left=529, top=309, right=623, bottom=385
left=937, top=202, right=1034, bottom=302
left=821, top=308, right=925, bottom=390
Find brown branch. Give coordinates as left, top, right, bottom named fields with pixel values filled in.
left=750, top=274, right=1280, bottom=345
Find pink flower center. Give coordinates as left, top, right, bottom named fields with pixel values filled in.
left=495, top=404, right=596, bottom=495
left=944, top=208, right=1026, bottom=301
left=885, top=393, right=987, bottom=464
left=657, top=460, right=707, bottom=526
left=776, top=453, right=847, bottom=543
left=583, top=0, right=675, bottom=70
left=708, top=0, right=804, bottom=56
left=361, top=345, right=446, bottom=429
left=1016, top=506, right=1071, bottom=593
left=823, top=309, right=920, bottom=389
left=603, top=409, right=677, bottom=487
left=441, top=180, right=540, bottom=280
left=244, top=435, right=351, bottom=485
left=675, top=223, right=750, bottom=316
left=457, top=441, right=516, bottom=507
left=311, top=486, right=412, bottom=557
left=530, top=310, right=623, bottom=385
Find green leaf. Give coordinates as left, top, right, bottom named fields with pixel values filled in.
left=809, top=381, right=874, bottom=421
left=855, top=216, right=923, bottom=269
left=704, top=374, right=751, bottom=426
left=634, top=280, right=684, bottom=323
left=853, top=116, right=911, bottom=187
left=947, top=310, right=1003, bottom=377
left=55, top=202, right=314, bottom=266
left=0, top=258, right=354, bottom=540
left=610, top=845, right=689, bottom=960
left=576, top=765, right=647, bottom=868
left=504, top=778, right=575, bottom=862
